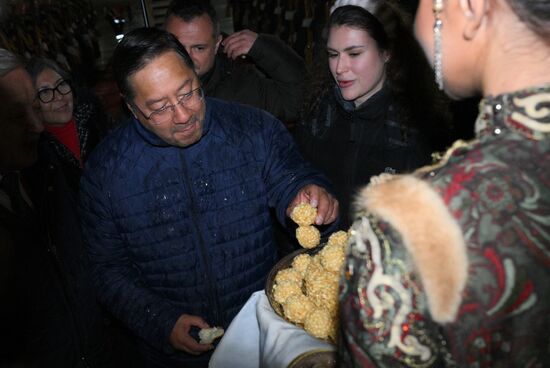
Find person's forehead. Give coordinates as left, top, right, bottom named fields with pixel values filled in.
left=36, top=68, right=63, bottom=86
left=130, top=52, right=196, bottom=98
left=142, top=51, right=194, bottom=76
left=327, top=26, right=375, bottom=48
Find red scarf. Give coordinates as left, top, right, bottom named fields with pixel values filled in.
left=45, top=118, right=82, bottom=166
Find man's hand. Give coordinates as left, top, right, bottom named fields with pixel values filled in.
left=286, top=184, right=339, bottom=225
left=221, top=29, right=259, bottom=60
left=169, top=314, right=213, bottom=355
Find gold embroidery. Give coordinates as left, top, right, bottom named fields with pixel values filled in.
left=355, top=218, right=434, bottom=364
left=416, top=139, right=473, bottom=176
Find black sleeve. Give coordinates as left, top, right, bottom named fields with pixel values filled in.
left=246, top=34, right=307, bottom=122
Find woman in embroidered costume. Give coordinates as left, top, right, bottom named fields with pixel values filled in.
left=338, top=0, right=550, bottom=366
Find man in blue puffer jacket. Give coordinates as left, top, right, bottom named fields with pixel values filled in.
left=79, top=28, right=339, bottom=368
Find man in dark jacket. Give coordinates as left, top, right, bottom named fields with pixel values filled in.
left=79, top=28, right=338, bottom=368
left=0, top=50, right=43, bottom=367
left=164, top=0, right=306, bottom=124
left=0, top=49, right=116, bottom=367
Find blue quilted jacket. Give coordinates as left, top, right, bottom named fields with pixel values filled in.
left=79, top=98, right=331, bottom=367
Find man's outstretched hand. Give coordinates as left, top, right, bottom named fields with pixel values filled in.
left=287, top=184, right=339, bottom=225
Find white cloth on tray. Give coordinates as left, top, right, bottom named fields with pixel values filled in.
left=209, top=290, right=334, bottom=368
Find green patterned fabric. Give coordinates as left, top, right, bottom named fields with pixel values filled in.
left=339, top=85, right=550, bottom=367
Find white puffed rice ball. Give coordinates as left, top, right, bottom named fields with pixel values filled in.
left=304, top=308, right=333, bottom=339
left=290, top=203, right=317, bottom=226
left=283, top=294, right=314, bottom=324
left=296, top=225, right=321, bottom=249
left=292, top=253, right=312, bottom=276
left=273, top=280, right=302, bottom=304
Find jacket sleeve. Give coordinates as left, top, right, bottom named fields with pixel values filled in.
left=340, top=174, right=468, bottom=366
left=257, top=111, right=334, bottom=226
left=246, top=34, right=306, bottom=122
left=79, top=168, right=182, bottom=354
left=292, top=115, right=319, bottom=165
left=340, top=215, right=455, bottom=367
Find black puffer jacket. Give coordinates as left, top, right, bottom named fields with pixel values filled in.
left=201, top=34, right=306, bottom=123
left=79, top=99, right=332, bottom=367
left=295, top=84, right=431, bottom=227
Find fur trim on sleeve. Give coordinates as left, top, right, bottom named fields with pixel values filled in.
left=356, top=174, right=468, bottom=323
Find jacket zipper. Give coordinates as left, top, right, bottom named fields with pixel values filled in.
left=179, top=150, right=221, bottom=325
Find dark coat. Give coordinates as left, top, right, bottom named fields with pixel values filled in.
left=295, top=84, right=431, bottom=227
left=201, top=34, right=306, bottom=123
left=79, top=98, right=331, bottom=367
left=0, top=142, right=115, bottom=368
left=43, top=94, right=106, bottom=197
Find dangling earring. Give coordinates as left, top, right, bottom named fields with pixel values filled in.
left=433, top=0, right=444, bottom=90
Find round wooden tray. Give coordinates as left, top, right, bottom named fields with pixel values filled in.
left=288, top=349, right=337, bottom=368
left=265, top=247, right=317, bottom=319
left=266, top=246, right=338, bottom=345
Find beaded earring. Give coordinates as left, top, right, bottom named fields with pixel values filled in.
left=433, top=0, right=444, bottom=90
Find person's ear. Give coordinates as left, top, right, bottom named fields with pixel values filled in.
left=383, top=51, right=390, bottom=63
left=459, top=0, right=489, bottom=40
left=214, top=34, right=223, bottom=53
left=124, top=98, right=138, bottom=120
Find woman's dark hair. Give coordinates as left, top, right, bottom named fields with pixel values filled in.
left=112, top=27, right=194, bottom=102
left=506, top=0, right=550, bottom=38
left=302, top=3, right=453, bottom=151
left=26, top=57, right=72, bottom=90
left=329, top=5, right=389, bottom=52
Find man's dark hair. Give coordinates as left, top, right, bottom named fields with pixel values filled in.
left=112, top=27, right=194, bottom=101
left=165, top=0, right=220, bottom=38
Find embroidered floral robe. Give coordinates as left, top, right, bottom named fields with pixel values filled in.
left=339, top=86, right=550, bottom=367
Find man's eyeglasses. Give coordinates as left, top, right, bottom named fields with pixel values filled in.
left=36, top=80, right=72, bottom=103
left=135, top=87, right=204, bottom=125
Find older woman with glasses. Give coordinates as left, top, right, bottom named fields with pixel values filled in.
left=26, top=58, right=108, bottom=195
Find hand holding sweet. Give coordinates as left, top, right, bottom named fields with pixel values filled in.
left=169, top=314, right=213, bottom=355
left=287, top=184, right=338, bottom=226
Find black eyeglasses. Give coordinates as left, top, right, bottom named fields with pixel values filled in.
left=133, top=86, right=204, bottom=125
left=36, top=80, right=72, bottom=103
